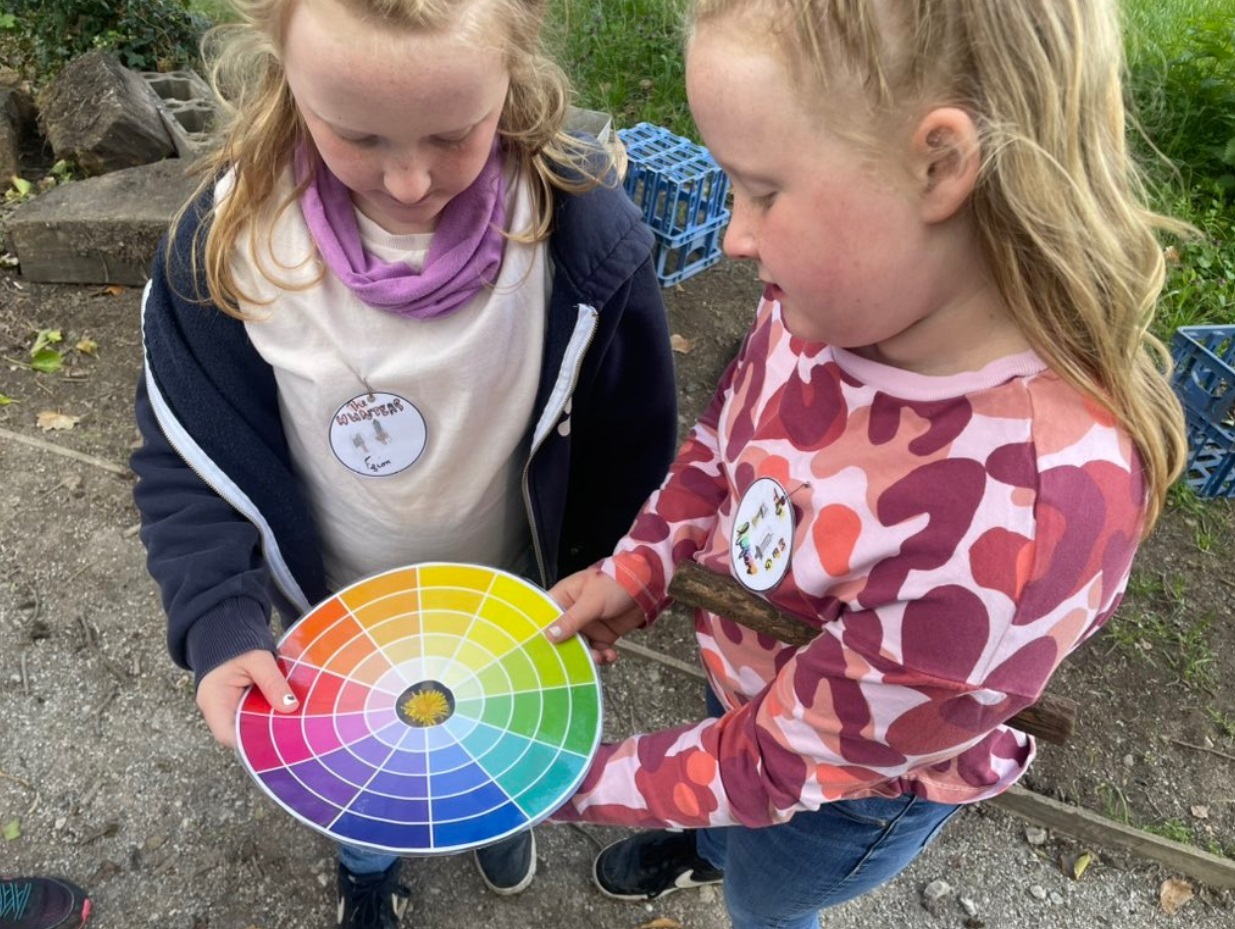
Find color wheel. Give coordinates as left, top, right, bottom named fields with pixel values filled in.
left=235, top=563, right=601, bottom=855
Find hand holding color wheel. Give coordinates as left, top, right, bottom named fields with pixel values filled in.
left=234, top=564, right=601, bottom=855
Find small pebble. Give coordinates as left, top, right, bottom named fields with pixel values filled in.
left=1050, top=891, right=1065, bottom=905
left=1025, top=826, right=1048, bottom=846
left=923, top=879, right=952, bottom=903
left=960, top=895, right=979, bottom=917
left=1030, top=884, right=1048, bottom=901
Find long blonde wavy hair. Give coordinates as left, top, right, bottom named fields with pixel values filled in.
left=690, top=0, right=1189, bottom=532
left=176, top=0, right=606, bottom=317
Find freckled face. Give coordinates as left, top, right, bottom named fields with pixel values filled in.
left=283, top=0, right=510, bottom=234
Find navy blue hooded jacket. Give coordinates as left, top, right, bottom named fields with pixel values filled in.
left=132, top=171, right=677, bottom=684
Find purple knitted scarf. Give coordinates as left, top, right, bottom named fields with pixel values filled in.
left=298, top=141, right=506, bottom=319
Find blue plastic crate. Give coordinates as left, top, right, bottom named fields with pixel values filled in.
left=651, top=211, right=729, bottom=287
left=616, top=123, right=731, bottom=286
left=619, top=124, right=729, bottom=221
left=618, top=124, right=729, bottom=237
left=1170, top=325, right=1235, bottom=498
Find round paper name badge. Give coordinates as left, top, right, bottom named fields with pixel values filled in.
left=731, top=477, right=794, bottom=592
left=330, top=392, right=426, bottom=477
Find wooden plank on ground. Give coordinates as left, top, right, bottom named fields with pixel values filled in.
left=989, top=784, right=1235, bottom=890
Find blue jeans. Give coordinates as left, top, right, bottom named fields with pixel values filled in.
left=694, top=690, right=960, bottom=929
left=338, top=842, right=398, bottom=876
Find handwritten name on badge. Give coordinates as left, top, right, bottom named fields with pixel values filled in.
left=328, top=392, right=427, bottom=477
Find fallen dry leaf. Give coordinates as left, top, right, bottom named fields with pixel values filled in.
left=635, top=919, right=682, bottom=929
left=76, top=337, right=98, bottom=355
left=1066, top=850, right=1095, bottom=881
left=1159, top=877, right=1194, bottom=914
left=37, top=410, right=80, bottom=431
left=1190, top=805, right=1210, bottom=819
left=670, top=333, right=693, bottom=354
left=97, top=284, right=127, bottom=297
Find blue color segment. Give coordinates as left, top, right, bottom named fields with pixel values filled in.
left=432, top=800, right=527, bottom=850
left=333, top=811, right=432, bottom=852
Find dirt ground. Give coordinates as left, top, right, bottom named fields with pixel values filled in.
left=2, top=244, right=1234, bottom=928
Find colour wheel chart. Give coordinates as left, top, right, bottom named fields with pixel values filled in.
left=234, top=563, right=601, bottom=855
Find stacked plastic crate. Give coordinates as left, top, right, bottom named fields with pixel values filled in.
left=1170, top=325, right=1235, bottom=498
left=616, top=123, right=730, bottom=287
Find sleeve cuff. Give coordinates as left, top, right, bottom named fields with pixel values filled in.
left=184, top=597, right=277, bottom=688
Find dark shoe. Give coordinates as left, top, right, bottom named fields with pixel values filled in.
left=0, top=877, right=91, bottom=929
left=336, top=861, right=410, bottom=929
left=473, top=830, right=536, bottom=896
left=593, top=830, right=724, bottom=900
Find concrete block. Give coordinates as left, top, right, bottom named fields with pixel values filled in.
left=141, top=70, right=218, bottom=159
left=4, top=159, right=200, bottom=285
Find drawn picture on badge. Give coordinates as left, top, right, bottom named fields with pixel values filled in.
left=330, top=392, right=426, bottom=477
left=731, top=477, right=794, bottom=592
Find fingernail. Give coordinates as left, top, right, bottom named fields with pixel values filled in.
left=546, top=625, right=562, bottom=640
left=282, top=693, right=298, bottom=706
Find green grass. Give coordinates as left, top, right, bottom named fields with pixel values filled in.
left=1107, top=571, right=1218, bottom=690
left=547, top=0, right=693, bottom=139
left=188, top=0, right=237, bottom=23
left=1144, top=818, right=1195, bottom=845
left=1122, top=0, right=1235, bottom=336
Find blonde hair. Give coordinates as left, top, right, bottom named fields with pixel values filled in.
left=176, top=0, right=606, bottom=316
left=691, top=0, right=1189, bottom=532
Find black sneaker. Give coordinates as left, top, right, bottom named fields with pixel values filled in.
left=472, top=830, right=536, bottom=895
left=593, top=830, right=724, bottom=900
left=336, top=860, right=410, bottom=929
left=0, top=876, right=91, bottom=929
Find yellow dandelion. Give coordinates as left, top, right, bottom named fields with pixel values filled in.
left=402, top=688, right=450, bottom=726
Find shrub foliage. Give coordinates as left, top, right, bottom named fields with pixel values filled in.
left=0, top=0, right=209, bottom=82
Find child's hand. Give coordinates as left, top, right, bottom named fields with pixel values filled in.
left=196, top=649, right=298, bottom=748
left=546, top=568, right=644, bottom=665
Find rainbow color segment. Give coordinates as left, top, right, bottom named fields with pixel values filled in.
left=234, top=563, right=601, bottom=854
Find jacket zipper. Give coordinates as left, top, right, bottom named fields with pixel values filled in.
left=522, top=304, right=600, bottom=587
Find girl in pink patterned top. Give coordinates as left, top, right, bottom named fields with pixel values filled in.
left=545, top=1, right=1189, bottom=926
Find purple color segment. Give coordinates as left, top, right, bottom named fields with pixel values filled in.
left=367, top=769, right=430, bottom=798
left=348, top=733, right=398, bottom=767
left=335, top=712, right=371, bottom=745
left=347, top=790, right=430, bottom=823
left=383, top=743, right=429, bottom=776
left=319, top=746, right=379, bottom=787
left=264, top=762, right=354, bottom=817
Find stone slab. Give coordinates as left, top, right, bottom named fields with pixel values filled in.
left=3, top=107, right=617, bottom=286
left=4, top=158, right=199, bottom=285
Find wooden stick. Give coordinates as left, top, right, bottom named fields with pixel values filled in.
left=990, top=785, right=1235, bottom=890
left=667, top=560, right=1077, bottom=745
left=0, top=425, right=130, bottom=476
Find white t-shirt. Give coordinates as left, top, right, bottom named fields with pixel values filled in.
left=235, top=168, right=548, bottom=590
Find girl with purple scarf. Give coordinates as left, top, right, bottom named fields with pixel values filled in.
left=131, top=1, right=677, bottom=925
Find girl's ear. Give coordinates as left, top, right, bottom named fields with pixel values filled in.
left=911, top=107, right=980, bottom=224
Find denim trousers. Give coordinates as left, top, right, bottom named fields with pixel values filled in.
left=693, top=689, right=961, bottom=929
left=338, top=842, right=398, bottom=876
left=338, top=832, right=522, bottom=875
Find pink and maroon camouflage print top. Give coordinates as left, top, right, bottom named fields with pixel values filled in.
left=558, top=297, right=1146, bottom=830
